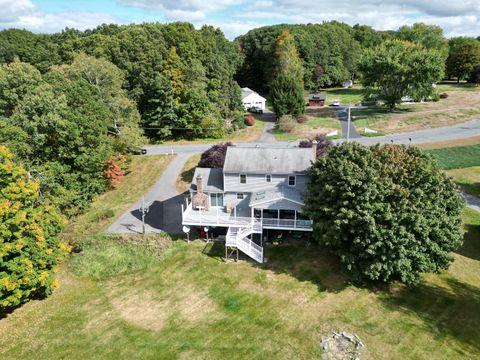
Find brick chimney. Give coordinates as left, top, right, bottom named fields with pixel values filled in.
left=312, top=139, right=318, bottom=161
left=196, top=174, right=204, bottom=194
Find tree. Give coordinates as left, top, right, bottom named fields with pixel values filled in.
left=396, top=23, right=448, bottom=55
left=270, top=74, right=305, bottom=117
left=0, top=146, right=69, bottom=309
left=274, top=31, right=304, bottom=82
left=299, top=134, right=332, bottom=158
left=304, top=143, right=464, bottom=285
left=446, top=38, right=480, bottom=82
left=469, top=65, right=480, bottom=85
left=198, top=142, right=233, bottom=168
left=359, top=40, right=444, bottom=109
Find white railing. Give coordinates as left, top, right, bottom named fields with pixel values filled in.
left=262, top=218, right=313, bottom=229
left=226, top=224, right=263, bottom=263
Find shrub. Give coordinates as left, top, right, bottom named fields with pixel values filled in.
left=244, top=115, right=256, bottom=126
left=0, top=146, right=69, bottom=309
left=233, top=114, right=247, bottom=130
left=298, top=134, right=332, bottom=158
left=295, top=114, right=309, bottom=123
left=278, top=115, right=296, bottom=133
left=440, top=92, right=449, bottom=99
left=198, top=142, right=234, bottom=168
left=104, top=154, right=127, bottom=189
left=304, top=143, right=464, bottom=285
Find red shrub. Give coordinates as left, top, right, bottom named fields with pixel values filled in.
left=244, top=115, right=256, bottom=126
left=295, top=114, right=309, bottom=123
left=104, top=154, right=127, bottom=188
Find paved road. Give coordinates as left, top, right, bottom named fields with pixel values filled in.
left=463, top=192, right=480, bottom=212
left=144, top=119, right=480, bottom=154
left=336, top=107, right=361, bottom=139
left=256, top=109, right=276, bottom=143
left=107, top=153, right=191, bottom=234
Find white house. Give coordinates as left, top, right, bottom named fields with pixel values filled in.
left=241, top=87, right=266, bottom=111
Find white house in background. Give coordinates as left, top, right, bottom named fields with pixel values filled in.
left=241, top=87, right=266, bottom=111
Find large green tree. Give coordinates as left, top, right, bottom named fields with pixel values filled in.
left=0, top=146, right=69, bottom=309
left=270, top=31, right=305, bottom=117
left=304, top=143, right=464, bottom=284
left=446, top=37, right=480, bottom=82
left=359, top=39, right=445, bottom=109
left=396, top=23, right=448, bottom=55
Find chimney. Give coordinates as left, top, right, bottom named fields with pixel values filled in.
left=196, top=174, right=204, bottom=194
left=312, top=139, right=318, bottom=161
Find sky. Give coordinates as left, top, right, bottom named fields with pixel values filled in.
left=0, top=0, right=479, bottom=40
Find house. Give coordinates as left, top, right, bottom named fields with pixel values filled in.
left=181, top=143, right=318, bottom=263
left=241, top=87, right=266, bottom=111
left=308, top=93, right=326, bottom=107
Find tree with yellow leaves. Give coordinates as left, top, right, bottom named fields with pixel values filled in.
left=0, top=146, right=69, bottom=309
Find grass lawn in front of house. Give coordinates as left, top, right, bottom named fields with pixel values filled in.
left=322, top=85, right=366, bottom=105
left=445, top=166, right=480, bottom=198
left=176, top=153, right=201, bottom=193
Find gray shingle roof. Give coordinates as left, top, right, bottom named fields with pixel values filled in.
left=249, top=186, right=304, bottom=207
left=223, top=147, right=314, bottom=174
left=190, top=168, right=224, bottom=192
left=241, top=87, right=254, bottom=100
left=309, top=93, right=326, bottom=100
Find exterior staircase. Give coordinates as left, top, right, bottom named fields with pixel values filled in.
left=226, top=220, right=263, bottom=263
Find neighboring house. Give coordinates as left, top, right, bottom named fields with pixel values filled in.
left=241, top=87, right=266, bottom=111
left=308, top=93, right=326, bottom=107
left=182, top=144, right=318, bottom=263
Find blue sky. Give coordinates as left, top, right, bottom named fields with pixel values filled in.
left=1, top=0, right=479, bottom=39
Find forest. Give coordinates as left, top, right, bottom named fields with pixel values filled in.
left=0, top=21, right=479, bottom=218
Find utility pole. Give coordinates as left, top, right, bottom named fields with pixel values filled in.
left=139, top=196, right=149, bottom=236
left=346, top=104, right=351, bottom=142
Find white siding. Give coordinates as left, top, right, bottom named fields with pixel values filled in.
left=224, top=172, right=307, bottom=193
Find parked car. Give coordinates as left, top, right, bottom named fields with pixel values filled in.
left=248, top=106, right=263, bottom=114
left=331, top=99, right=341, bottom=106
left=129, top=146, right=147, bottom=155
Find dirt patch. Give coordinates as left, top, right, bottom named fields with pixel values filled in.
left=417, top=136, right=480, bottom=149
left=110, top=286, right=218, bottom=331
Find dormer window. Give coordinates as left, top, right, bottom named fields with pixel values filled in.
left=240, top=174, right=247, bottom=184
left=288, top=175, right=296, bottom=186
left=266, top=174, right=271, bottom=183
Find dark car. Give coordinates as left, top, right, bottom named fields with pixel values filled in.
left=129, top=146, right=147, bottom=155
left=248, top=106, right=263, bottom=114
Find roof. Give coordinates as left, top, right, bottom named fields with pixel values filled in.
left=249, top=186, right=304, bottom=207
left=223, top=147, right=313, bottom=174
left=190, top=168, right=223, bottom=192
left=241, top=87, right=266, bottom=101
left=309, top=93, right=326, bottom=100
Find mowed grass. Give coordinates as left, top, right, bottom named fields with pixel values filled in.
left=445, top=166, right=480, bottom=197
left=426, top=144, right=480, bottom=170
left=176, top=153, right=201, bottom=193
left=1, top=208, right=480, bottom=359
left=61, top=154, right=174, bottom=245
left=322, top=85, right=365, bottom=104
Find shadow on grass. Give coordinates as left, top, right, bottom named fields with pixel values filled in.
left=380, top=277, right=480, bottom=352
left=259, top=244, right=348, bottom=293
left=456, top=214, right=480, bottom=260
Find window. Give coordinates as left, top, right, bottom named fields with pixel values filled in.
left=210, top=193, right=223, bottom=207
left=288, top=175, right=296, bottom=186
left=266, top=174, right=271, bottom=183
left=237, top=193, right=244, bottom=200
left=240, top=174, right=246, bottom=184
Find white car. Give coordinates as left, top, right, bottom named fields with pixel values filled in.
left=331, top=100, right=341, bottom=106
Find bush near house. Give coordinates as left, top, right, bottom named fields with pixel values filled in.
left=278, top=115, right=296, bottom=133
left=244, top=115, right=256, bottom=126
left=198, top=142, right=234, bottom=169
left=299, top=134, right=332, bottom=158
left=305, top=143, right=464, bottom=284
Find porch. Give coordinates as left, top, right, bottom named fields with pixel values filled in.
left=181, top=198, right=313, bottom=231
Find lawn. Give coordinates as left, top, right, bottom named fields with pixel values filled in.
left=322, top=85, right=365, bottom=105
left=2, top=148, right=480, bottom=359
left=176, top=153, right=201, bottom=193
left=445, top=167, right=480, bottom=197
left=426, top=144, right=480, bottom=170
left=351, top=83, right=480, bottom=134
left=160, top=115, right=266, bottom=145
left=273, top=108, right=340, bottom=141
left=1, top=208, right=480, bottom=359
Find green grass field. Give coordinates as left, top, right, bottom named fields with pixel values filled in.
left=1, top=149, right=480, bottom=359
left=426, top=144, right=480, bottom=170
left=323, top=85, right=365, bottom=105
